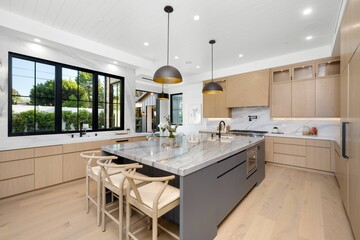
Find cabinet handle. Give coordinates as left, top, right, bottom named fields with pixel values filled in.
left=342, top=122, right=349, bottom=158
left=116, top=139, right=129, bottom=143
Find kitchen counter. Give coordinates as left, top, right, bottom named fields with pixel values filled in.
left=102, top=135, right=265, bottom=240
left=0, top=132, right=149, bottom=151
left=102, top=136, right=264, bottom=176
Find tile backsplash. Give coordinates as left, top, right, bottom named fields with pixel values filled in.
left=206, top=107, right=340, bottom=139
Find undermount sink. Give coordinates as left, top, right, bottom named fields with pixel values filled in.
left=207, top=137, right=232, bottom=143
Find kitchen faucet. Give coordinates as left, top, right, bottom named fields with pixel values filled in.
left=218, top=120, right=226, bottom=140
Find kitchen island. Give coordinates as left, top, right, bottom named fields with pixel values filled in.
left=102, top=136, right=265, bottom=240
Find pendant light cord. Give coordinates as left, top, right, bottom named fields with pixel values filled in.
left=167, top=11, right=170, bottom=66
left=211, top=43, right=214, bottom=82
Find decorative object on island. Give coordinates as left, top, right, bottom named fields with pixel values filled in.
left=153, top=6, right=182, bottom=84
left=157, top=84, right=169, bottom=100
left=164, top=115, right=177, bottom=138
left=302, top=124, right=318, bottom=135
left=202, top=40, right=223, bottom=94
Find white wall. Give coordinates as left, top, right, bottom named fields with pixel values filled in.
left=0, top=34, right=137, bottom=144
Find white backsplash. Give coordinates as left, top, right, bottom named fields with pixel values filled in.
left=206, top=107, right=340, bottom=139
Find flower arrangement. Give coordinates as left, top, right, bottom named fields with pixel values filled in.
left=158, top=116, right=178, bottom=138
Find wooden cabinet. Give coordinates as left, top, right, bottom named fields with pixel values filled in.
left=0, top=175, right=34, bottom=199
left=291, top=80, right=316, bottom=117
left=265, top=136, right=273, bottom=162
left=270, top=57, right=340, bottom=118
left=271, top=82, right=292, bottom=117
left=226, top=69, right=270, bottom=108
left=202, top=80, right=231, bottom=118
left=0, top=159, right=34, bottom=181
left=335, top=142, right=349, bottom=214
left=269, top=137, right=332, bottom=172
left=63, top=152, right=87, bottom=182
left=34, top=155, right=63, bottom=189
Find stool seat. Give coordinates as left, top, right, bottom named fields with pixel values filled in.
left=130, top=182, right=180, bottom=210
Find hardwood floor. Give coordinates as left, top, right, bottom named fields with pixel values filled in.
left=0, top=164, right=354, bottom=240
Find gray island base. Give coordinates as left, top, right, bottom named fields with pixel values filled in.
left=102, top=136, right=265, bottom=240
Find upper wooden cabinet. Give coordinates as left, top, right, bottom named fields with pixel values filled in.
left=270, top=57, right=340, bottom=118
left=226, top=69, right=270, bottom=108
left=202, top=80, right=231, bottom=118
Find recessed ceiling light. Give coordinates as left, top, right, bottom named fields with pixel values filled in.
left=238, top=54, right=244, bottom=58
left=113, top=61, right=118, bottom=64
left=196, top=66, right=200, bottom=69
left=193, top=15, right=200, bottom=21
left=34, top=38, right=41, bottom=43
left=306, top=35, right=313, bottom=40
left=303, top=8, right=312, bottom=15
left=174, top=56, right=179, bottom=60
left=144, top=42, right=149, bottom=46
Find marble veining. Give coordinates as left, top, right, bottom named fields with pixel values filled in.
left=102, top=136, right=263, bottom=176
left=206, top=107, right=340, bottom=142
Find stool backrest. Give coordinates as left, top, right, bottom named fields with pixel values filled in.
left=80, top=151, right=118, bottom=175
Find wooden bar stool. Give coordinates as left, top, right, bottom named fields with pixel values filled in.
left=80, top=151, right=118, bottom=226
left=122, top=171, right=180, bottom=240
left=97, top=160, right=148, bottom=240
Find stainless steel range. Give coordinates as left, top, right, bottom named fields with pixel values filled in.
left=227, top=130, right=268, bottom=138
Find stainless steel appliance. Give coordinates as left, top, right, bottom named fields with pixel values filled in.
left=228, top=130, right=268, bottom=138
left=246, top=147, right=257, bottom=176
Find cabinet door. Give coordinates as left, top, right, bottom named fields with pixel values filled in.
left=293, top=64, right=315, bottom=81
left=316, top=76, right=340, bottom=117
left=202, top=83, right=215, bottom=118
left=63, top=152, right=86, bottom=182
left=348, top=45, right=360, bottom=240
left=335, top=147, right=349, bottom=214
left=213, top=81, right=231, bottom=118
left=340, top=67, right=349, bottom=118
left=35, top=155, right=63, bottom=189
left=265, top=136, right=273, bottom=162
left=271, top=82, right=291, bottom=117
left=306, top=147, right=330, bottom=171
left=292, top=80, right=316, bottom=117
left=226, top=69, right=269, bottom=107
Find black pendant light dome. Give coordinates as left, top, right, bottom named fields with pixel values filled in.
left=157, top=84, right=169, bottom=100
left=153, top=6, right=182, bottom=84
left=202, top=40, right=223, bottom=94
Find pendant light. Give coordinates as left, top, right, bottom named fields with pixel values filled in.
left=157, top=84, right=169, bottom=100
left=202, top=40, right=223, bottom=94
left=153, top=6, right=182, bottom=84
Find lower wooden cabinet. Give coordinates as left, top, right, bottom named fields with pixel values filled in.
left=335, top=142, right=349, bottom=214
left=0, top=175, right=34, bottom=198
left=63, top=151, right=88, bottom=182
left=266, top=137, right=333, bottom=172
left=35, top=155, right=63, bottom=189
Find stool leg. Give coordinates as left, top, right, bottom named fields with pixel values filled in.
left=102, top=182, right=106, bottom=232
left=97, top=178, right=101, bottom=226
left=86, top=175, right=89, bottom=214
left=152, top=216, right=158, bottom=240
left=119, top=189, right=123, bottom=240
left=126, top=198, right=130, bottom=240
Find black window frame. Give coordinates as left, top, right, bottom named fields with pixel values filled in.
left=170, top=93, right=183, bottom=125
left=8, top=52, right=125, bottom=136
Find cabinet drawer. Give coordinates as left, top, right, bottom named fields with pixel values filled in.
left=305, top=139, right=331, bottom=148
left=63, top=140, right=110, bottom=153
left=129, top=136, right=147, bottom=142
left=35, top=145, right=62, bottom=157
left=0, top=175, right=34, bottom=198
left=273, top=143, right=306, bottom=156
left=306, top=147, right=331, bottom=171
left=109, top=138, right=130, bottom=145
left=273, top=137, right=305, bottom=145
left=0, top=159, right=34, bottom=180
left=265, top=136, right=274, bottom=162
left=274, top=153, right=306, bottom=168
left=216, top=151, right=246, bottom=177
left=334, top=142, right=341, bottom=155
left=0, top=148, right=34, bottom=163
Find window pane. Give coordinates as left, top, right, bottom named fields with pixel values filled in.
left=35, top=105, right=55, bottom=132
left=79, top=101, right=92, bottom=130
left=62, top=68, right=79, bottom=101
left=110, top=77, right=121, bottom=105
left=79, top=71, right=93, bottom=102
left=98, top=75, right=106, bottom=103
left=98, top=102, right=106, bottom=129
left=62, top=108, right=77, bottom=131
left=36, top=63, right=55, bottom=81
left=12, top=100, right=35, bottom=133
left=171, top=94, right=183, bottom=125
left=110, top=104, right=121, bottom=128
left=35, top=63, right=55, bottom=100
left=12, top=96, right=31, bottom=105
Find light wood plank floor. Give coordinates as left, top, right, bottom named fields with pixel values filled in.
left=0, top=164, right=354, bottom=240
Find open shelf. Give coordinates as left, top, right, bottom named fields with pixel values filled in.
left=293, top=64, right=314, bottom=81
left=317, top=60, right=340, bottom=77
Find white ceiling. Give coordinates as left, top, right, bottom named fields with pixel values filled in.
left=0, top=0, right=343, bottom=78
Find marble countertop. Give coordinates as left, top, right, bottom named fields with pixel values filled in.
left=0, top=132, right=149, bottom=151
left=102, top=136, right=264, bottom=176
left=265, top=132, right=337, bottom=141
